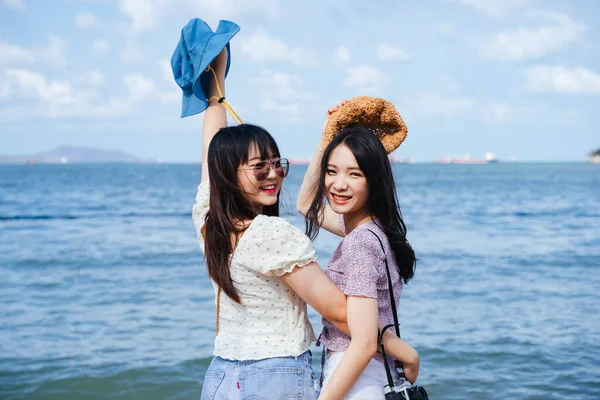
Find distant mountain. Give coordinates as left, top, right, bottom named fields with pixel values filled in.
left=0, top=146, right=143, bottom=164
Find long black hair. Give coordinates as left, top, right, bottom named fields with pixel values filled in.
left=204, top=124, right=281, bottom=303
left=306, top=125, right=416, bottom=283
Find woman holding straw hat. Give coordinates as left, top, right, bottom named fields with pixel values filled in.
left=297, top=99, right=421, bottom=399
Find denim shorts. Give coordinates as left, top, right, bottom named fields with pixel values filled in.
left=201, top=350, right=318, bottom=400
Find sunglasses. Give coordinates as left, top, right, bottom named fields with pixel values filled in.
left=240, top=158, right=290, bottom=181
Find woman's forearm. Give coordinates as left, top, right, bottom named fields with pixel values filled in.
left=201, top=104, right=226, bottom=182
left=200, top=50, right=228, bottom=183
left=318, top=342, right=377, bottom=400
left=281, top=262, right=347, bottom=327
left=321, top=310, right=419, bottom=371
left=319, top=296, right=379, bottom=399
left=381, top=332, right=419, bottom=365
left=380, top=330, right=420, bottom=384
left=296, top=144, right=324, bottom=215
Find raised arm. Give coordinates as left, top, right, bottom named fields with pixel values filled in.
left=296, top=104, right=346, bottom=236
left=200, top=49, right=228, bottom=183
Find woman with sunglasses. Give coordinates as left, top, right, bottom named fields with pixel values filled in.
left=297, top=103, right=421, bottom=399
left=194, top=50, right=329, bottom=399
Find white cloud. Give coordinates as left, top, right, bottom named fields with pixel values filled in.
left=450, top=0, right=533, bottom=17
left=0, top=37, right=67, bottom=67
left=240, top=30, right=317, bottom=66
left=42, top=36, right=68, bottom=67
left=525, top=65, right=600, bottom=95
left=256, top=71, right=314, bottom=102
left=260, top=99, right=301, bottom=116
left=0, top=78, right=10, bottom=98
left=0, top=0, right=25, bottom=10
left=376, top=44, right=410, bottom=62
left=158, top=59, right=172, bottom=82
left=77, top=70, right=105, bottom=87
left=160, top=90, right=180, bottom=104
left=118, top=0, right=165, bottom=33
left=437, top=22, right=455, bottom=35
left=252, top=69, right=315, bottom=121
left=484, top=102, right=511, bottom=123
left=124, top=73, right=156, bottom=101
left=119, top=40, right=143, bottom=63
left=408, top=75, right=473, bottom=117
left=334, top=45, right=350, bottom=66
left=411, top=92, right=473, bottom=117
left=482, top=13, right=585, bottom=62
left=5, top=69, right=78, bottom=107
left=75, top=13, right=98, bottom=29
left=156, top=60, right=178, bottom=102
left=0, top=67, right=176, bottom=121
left=188, top=0, right=279, bottom=20
left=343, top=65, right=387, bottom=95
left=0, top=42, right=35, bottom=64
left=93, top=40, right=110, bottom=57
left=122, top=73, right=176, bottom=104
left=115, top=0, right=277, bottom=35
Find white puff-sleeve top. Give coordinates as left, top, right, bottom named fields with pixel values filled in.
left=192, top=180, right=317, bottom=360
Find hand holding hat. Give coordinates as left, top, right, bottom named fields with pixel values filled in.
left=171, top=18, right=241, bottom=122
left=319, top=100, right=348, bottom=149
left=204, top=49, right=227, bottom=102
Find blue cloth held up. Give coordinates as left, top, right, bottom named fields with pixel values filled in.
left=171, top=18, right=240, bottom=118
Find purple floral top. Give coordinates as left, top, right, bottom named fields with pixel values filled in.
left=320, top=218, right=402, bottom=363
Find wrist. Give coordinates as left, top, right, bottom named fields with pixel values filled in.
left=205, top=67, right=226, bottom=99
left=207, top=85, right=225, bottom=100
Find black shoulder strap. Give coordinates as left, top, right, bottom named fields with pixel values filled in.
left=367, top=229, right=400, bottom=338
left=367, top=228, right=402, bottom=388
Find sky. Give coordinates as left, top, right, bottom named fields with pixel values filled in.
left=1, top=0, right=599, bottom=162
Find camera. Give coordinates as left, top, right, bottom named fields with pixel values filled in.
left=384, top=381, right=429, bottom=400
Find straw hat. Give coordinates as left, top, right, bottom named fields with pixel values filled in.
left=323, top=96, right=407, bottom=154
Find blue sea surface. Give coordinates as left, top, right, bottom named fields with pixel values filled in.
left=1, top=163, right=599, bottom=399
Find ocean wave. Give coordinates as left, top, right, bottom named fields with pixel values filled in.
left=0, top=215, right=79, bottom=221
left=0, top=212, right=191, bottom=221
left=0, top=357, right=214, bottom=400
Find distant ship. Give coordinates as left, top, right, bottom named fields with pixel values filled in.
left=436, top=153, right=499, bottom=164
left=389, top=154, right=415, bottom=164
